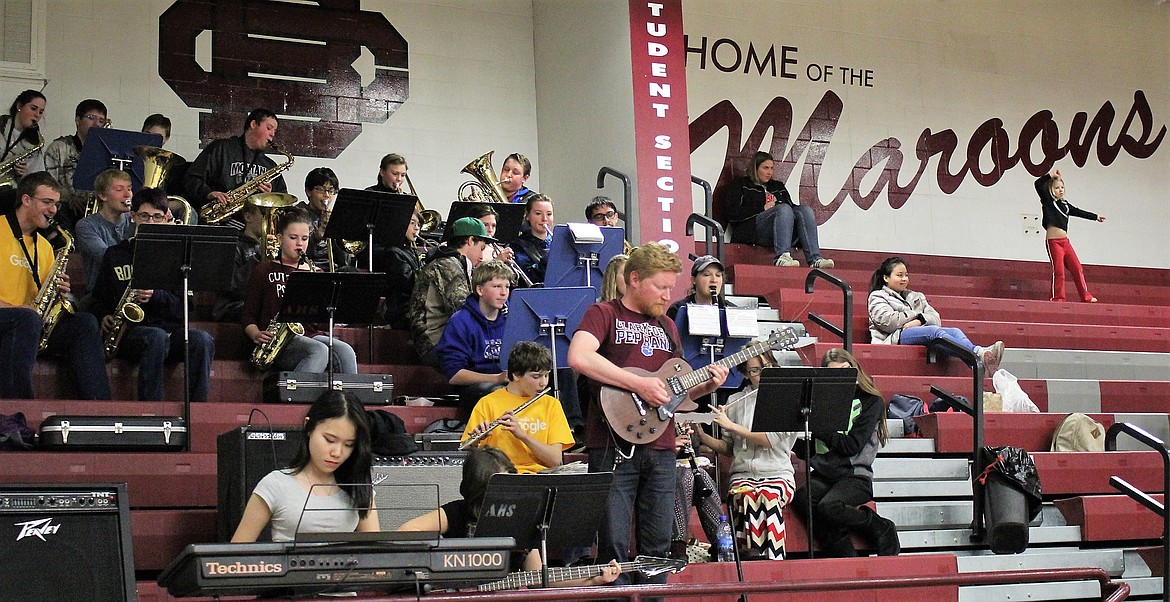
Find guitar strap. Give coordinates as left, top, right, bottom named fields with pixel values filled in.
left=654, top=315, right=681, bottom=358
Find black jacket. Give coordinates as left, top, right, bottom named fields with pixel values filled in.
left=91, top=238, right=185, bottom=332
left=183, top=136, right=287, bottom=210
left=1035, top=174, right=1098, bottom=231
left=723, top=176, right=793, bottom=245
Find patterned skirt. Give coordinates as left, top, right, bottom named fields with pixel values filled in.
left=729, top=476, right=794, bottom=560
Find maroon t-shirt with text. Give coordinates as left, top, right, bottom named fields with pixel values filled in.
left=576, top=299, right=682, bottom=451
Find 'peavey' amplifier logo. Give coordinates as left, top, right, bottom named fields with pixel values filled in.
left=14, top=518, right=61, bottom=542
left=158, top=0, right=409, bottom=159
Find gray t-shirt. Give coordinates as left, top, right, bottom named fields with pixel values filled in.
left=253, top=469, right=358, bottom=542
left=723, top=386, right=797, bottom=486
left=75, top=212, right=132, bottom=292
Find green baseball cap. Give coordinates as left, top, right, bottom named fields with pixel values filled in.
left=448, top=217, right=498, bottom=244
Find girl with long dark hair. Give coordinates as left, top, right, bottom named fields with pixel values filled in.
left=232, top=391, right=377, bottom=541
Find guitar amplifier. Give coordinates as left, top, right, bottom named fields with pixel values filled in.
left=263, top=372, right=393, bottom=404
left=0, top=483, right=136, bottom=601
left=372, top=452, right=466, bottom=531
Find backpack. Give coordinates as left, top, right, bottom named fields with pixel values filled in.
left=887, top=394, right=927, bottom=437
left=365, top=410, right=420, bottom=457
left=0, top=412, right=37, bottom=450
left=1050, top=413, right=1106, bottom=452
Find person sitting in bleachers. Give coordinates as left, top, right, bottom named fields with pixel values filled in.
left=212, top=201, right=265, bottom=322
left=378, top=208, right=424, bottom=329
left=508, top=194, right=553, bottom=286
left=434, top=260, right=512, bottom=414
left=74, top=169, right=133, bottom=294
left=91, top=187, right=215, bottom=402
left=460, top=342, right=573, bottom=474
left=695, top=343, right=797, bottom=560
left=667, top=255, right=735, bottom=320
left=868, top=256, right=1004, bottom=372
left=723, top=151, right=833, bottom=269
left=791, top=348, right=899, bottom=557
left=242, top=207, right=358, bottom=374
left=408, top=217, right=492, bottom=365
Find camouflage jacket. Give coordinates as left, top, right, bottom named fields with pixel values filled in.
left=409, top=249, right=472, bottom=361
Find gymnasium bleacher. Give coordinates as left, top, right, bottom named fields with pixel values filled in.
left=4, top=241, right=1163, bottom=601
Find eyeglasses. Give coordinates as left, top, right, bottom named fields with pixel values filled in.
left=590, top=210, right=617, bottom=222
left=743, top=367, right=765, bottom=377
left=82, top=114, right=107, bottom=123
left=135, top=211, right=170, bottom=223
left=33, top=196, right=60, bottom=208
left=311, top=186, right=337, bottom=196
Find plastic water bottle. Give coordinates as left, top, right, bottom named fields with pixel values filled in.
left=715, top=515, right=735, bottom=562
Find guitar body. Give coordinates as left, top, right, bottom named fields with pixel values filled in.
left=599, top=359, right=699, bottom=445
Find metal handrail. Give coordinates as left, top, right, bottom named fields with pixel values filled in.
left=925, top=337, right=987, bottom=542
left=1105, top=421, right=1169, bottom=602
left=367, top=567, right=1128, bottom=601
left=803, top=269, right=852, bottom=352
left=596, top=167, right=632, bottom=246
left=684, top=213, right=724, bottom=264
left=691, top=174, right=713, bottom=219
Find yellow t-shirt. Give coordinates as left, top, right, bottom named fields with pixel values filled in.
left=0, top=224, right=53, bottom=307
left=461, top=387, right=575, bottom=474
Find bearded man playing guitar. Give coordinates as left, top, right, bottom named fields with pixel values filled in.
left=568, top=242, right=728, bottom=590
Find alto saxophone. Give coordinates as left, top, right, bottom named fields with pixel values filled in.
left=199, top=144, right=294, bottom=224
left=251, top=317, right=305, bottom=369
left=34, top=225, right=76, bottom=352
left=103, top=286, right=146, bottom=360
left=0, top=128, right=44, bottom=189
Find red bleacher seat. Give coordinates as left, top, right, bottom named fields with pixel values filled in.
left=1053, top=495, right=1166, bottom=542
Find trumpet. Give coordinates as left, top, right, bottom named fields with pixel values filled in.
left=459, top=386, right=552, bottom=451
left=491, top=243, right=532, bottom=287
left=103, top=286, right=145, bottom=360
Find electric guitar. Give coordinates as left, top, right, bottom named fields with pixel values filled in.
left=475, top=555, right=685, bottom=592
left=599, top=328, right=799, bottom=444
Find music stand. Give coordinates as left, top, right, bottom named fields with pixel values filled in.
left=674, top=305, right=752, bottom=391
left=544, top=224, right=625, bottom=295
left=131, top=223, right=237, bottom=450
left=279, top=272, right=387, bottom=384
left=501, top=287, right=594, bottom=400
left=324, top=188, right=416, bottom=269
left=753, top=366, right=857, bottom=558
left=74, top=128, right=163, bottom=191
left=442, top=201, right=526, bottom=245
left=474, top=472, right=613, bottom=588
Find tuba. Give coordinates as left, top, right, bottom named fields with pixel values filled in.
left=135, top=145, right=195, bottom=225
left=102, top=285, right=145, bottom=360
left=457, top=151, right=510, bottom=205
left=251, top=317, right=305, bottom=369
left=34, top=225, right=77, bottom=352
left=248, top=192, right=300, bottom=259
left=0, top=129, right=44, bottom=190
left=199, top=144, right=294, bottom=224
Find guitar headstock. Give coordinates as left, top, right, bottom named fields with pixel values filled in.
left=632, top=555, right=687, bottom=576
left=766, top=327, right=800, bottom=352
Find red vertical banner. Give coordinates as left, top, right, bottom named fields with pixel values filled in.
left=628, top=0, right=691, bottom=252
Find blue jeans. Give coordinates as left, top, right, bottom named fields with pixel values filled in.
left=117, top=325, right=214, bottom=402
left=899, top=325, right=977, bottom=354
left=755, top=203, right=824, bottom=263
left=0, top=308, right=40, bottom=399
left=276, top=334, right=358, bottom=374
left=588, top=445, right=675, bottom=587
left=42, top=311, right=111, bottom=400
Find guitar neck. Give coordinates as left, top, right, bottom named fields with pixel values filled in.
left=675, top=340, right=771, bottom=392
left=477, top=559, right=648, bottom=591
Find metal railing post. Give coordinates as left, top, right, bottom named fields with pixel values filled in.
left=596, top=167, right=632, bottom=246
left=803, top=269, right=852, bottom=352
left=684, top=213, right=724, bottom=264
left=925, top=338, right=985, bottom=542
left=1106, top=421, right=1169, bottom=602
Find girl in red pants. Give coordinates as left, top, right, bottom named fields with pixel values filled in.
left=1035, top=169, right=1106, bottom=302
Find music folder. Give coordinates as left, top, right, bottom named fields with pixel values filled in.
left=74, top=128, right=164, bottom=191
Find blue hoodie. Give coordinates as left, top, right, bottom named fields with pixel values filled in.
left=435, top=294, right=507, bottom=381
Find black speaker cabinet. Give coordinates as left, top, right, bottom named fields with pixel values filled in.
left=216, top=426, right=304, bottom=541
left=0, top=483, right=136, bottom=602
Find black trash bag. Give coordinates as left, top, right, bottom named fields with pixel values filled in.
left=979, top=445, right=1043, bottom=522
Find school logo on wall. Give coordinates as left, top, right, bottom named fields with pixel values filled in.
left=158, top=0, right=408, bottom=158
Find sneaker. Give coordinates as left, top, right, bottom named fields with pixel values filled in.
left=773, top=252, right=799, bottom=267
left=982, top=341, right=1004, bottom=373
left=566, top=441, right=587, bottom=454
left=811, top=257, right=835, bottom=269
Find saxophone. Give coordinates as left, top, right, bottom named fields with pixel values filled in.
left=250, top=317, right=305, bottom=369
left=102, top=286, right=146, bottom=360
left=198, top=144, right=294, bottom=224
left=0, top=129, right=44, bottom=189
left=34, top=225, right=76, bottom=352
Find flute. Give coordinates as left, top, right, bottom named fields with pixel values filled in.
left=459, top=386, right=552, bottom=451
